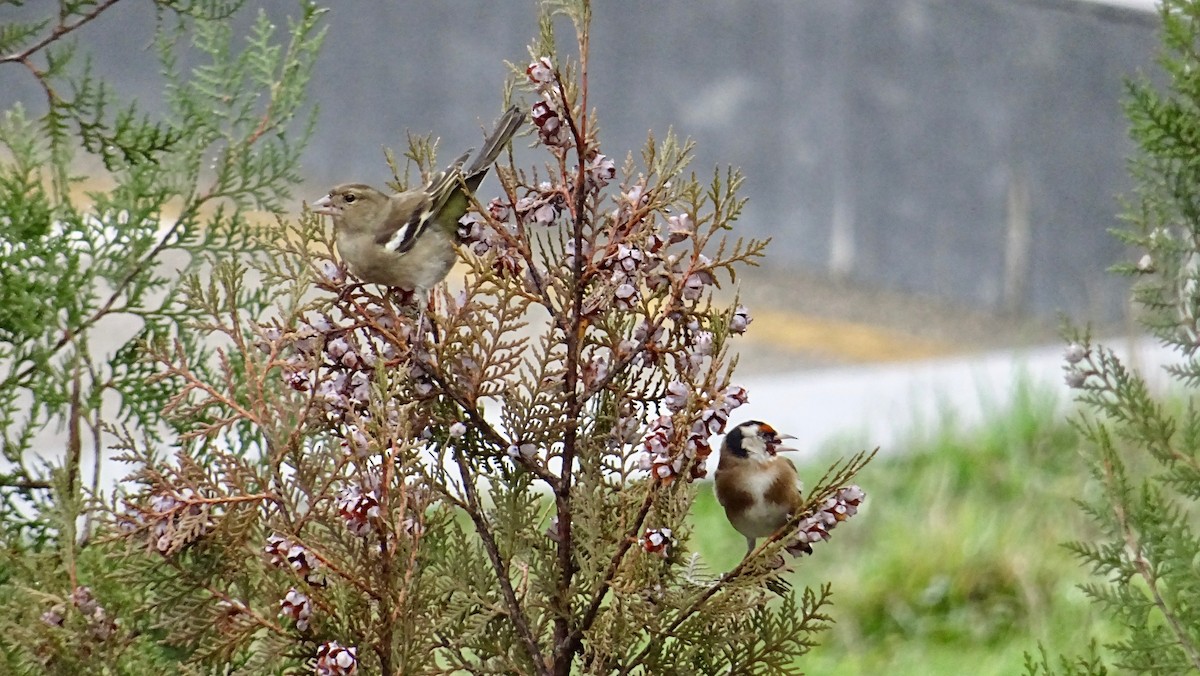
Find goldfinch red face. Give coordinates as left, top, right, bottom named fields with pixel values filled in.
left=724, top=421, right=796, bottom=461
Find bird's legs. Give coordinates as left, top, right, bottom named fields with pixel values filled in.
left=409, top=288, right=441, bottom=346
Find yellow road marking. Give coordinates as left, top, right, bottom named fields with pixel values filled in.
left=743, top=309, right=957, bottom=363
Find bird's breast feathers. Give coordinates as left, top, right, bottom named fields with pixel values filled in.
left=716, top=458, right=803, bottom=537
left=336, top=225, right=455, bottom=290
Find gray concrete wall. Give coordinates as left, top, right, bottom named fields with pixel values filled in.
left=0, top=0, right=1162, bottom=321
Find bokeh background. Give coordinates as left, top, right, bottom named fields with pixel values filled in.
left=1, top=0, right=1158, bottom=326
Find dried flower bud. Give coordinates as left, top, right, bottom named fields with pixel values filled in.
left=664, top=380, right=690, bottom=412
left=280, top=588, right=313, bottom=631
left=614, top=282, right=639, bottom=311
left=265, top=534, right=292, bottom=567
left=719, top=385, right=749, bottom=412
left=587, top=153, right=616, bottom=190
left=284, top=365, right=311, bottom=391
left=336, top=487, right=381, bottom=536
left=531, top=101, right=571, bottom=147
left=325, top=336, right=351, bottom=361
left=667, top=213, right=694, bottom=244
left=583, top=356, right=610, bottom=390
left=526, top=56, right=554, bottom=86
left=729, top=305, right=752, bottom=334
left=639, top=527, right=674, bottom=557
left=348, top=372, right=371, bottom=405
left=531, top=101, right=556, bottom=128
left=785, top=485, right=866, bottom=557
left=564, top=239, right=592, bottom=269
left=1063, top=343, right=1087, bottom=365
left=679, top=277, right=701, bottom=302
left=1064, top=369, right=1088, bottom=389
left=639, top=415, right=681, bottom=482
left=41, top=604, right=65, bottom=627
left=457, top=211, right=485, bottom=241
left=487, top=198, right=512, bottom=221
left=342, top=424, right=370, bottom=458
left=287, top=543, right=324, bottom=586
left=693, top=407, right=729, bottom=437
left=70, top=586, right=98, bottom=616
left=316, top=641, right=358, bottom=676
left=533, top=202, right=559, bottom=225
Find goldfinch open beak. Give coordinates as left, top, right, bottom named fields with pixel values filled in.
left=311, top=194, right=337, bottom=216
left=773, top=433, right=799, bottom=454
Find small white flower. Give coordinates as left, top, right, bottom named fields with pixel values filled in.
left=1063, top=343, right=1087, bottom=365
left=1064, top=369, right=1088, bottom=389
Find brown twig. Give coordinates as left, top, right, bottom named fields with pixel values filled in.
left=451, top=444, right=550, bottom=675
left=0, top=0, right=124, bottom=66
left=566, top=482, right=657, bottom=653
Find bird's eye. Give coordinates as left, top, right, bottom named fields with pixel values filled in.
left=344, top=194, right=357, bottom=204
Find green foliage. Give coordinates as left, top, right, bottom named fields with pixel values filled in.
left=1037, top=0, right=1200, bottom=672
left=0, top=0, right=325, bottom=672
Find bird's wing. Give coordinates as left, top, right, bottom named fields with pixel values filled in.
left=374, top=190, right=432, bottom=254
left=773, top=458, right=804, bottom=511
left=376, top=153, right=471, bottom=255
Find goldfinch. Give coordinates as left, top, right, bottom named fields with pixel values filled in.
left=714, top=420, right=803, bottom=555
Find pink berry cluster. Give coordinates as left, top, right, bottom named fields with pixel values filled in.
left=265, top=533, right=325, bottom=586
left=40, top=586, right=118, bottom=642
left=316, top=641, right=358, bottom=675
left=639, top=384, right=748, bottom=482
left=784, top=486, right=866, bottom=557
left=638, top=527, right=674, bottom=558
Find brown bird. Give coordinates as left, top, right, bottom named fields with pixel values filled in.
left=714, top=420, right=804, bottom=555
left=312, top=106, right=524, bottom=293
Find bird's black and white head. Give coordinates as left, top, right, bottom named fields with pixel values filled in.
left=312, top=184, right=387, bottom=232
left=722, top=421, right=796, bottom=462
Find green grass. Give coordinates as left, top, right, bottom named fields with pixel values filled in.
left=688, top=379, right=1115, bottom=675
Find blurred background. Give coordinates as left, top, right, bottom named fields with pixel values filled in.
left=0, top=0, right=1158, bottom=333
left=0, top=0, right=1170, bottom=672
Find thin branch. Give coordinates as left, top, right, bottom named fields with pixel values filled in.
left=417, top=352, right=559, bottom=488
left=550, top=57, right=589, bottom=672
left=0, top=0, right=124, bottom=65
left=452, top=444, right=550, bottom=676
left=567, top=482, right=656, bottom=651
left=1105, top=457, right=1200, bottom=671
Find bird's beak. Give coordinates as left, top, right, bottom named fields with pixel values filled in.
left=772, top=433, right=799, bottom=454
left=311, top=194, right=337, bottom=216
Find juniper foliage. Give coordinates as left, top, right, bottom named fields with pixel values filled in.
left=0, top=0, right=325, bottom=672
left=1033, top=1, right=1200, bottom=673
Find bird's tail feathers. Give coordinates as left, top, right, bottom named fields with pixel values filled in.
left=464, top=105, right=524, bottom=180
